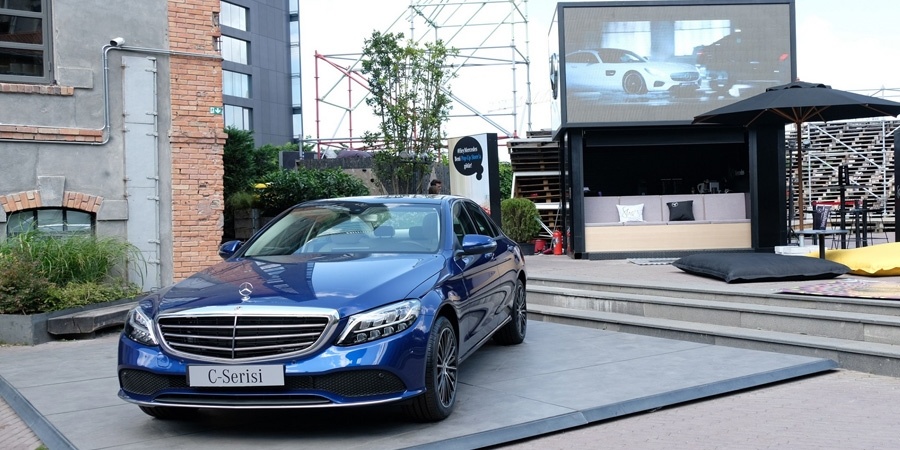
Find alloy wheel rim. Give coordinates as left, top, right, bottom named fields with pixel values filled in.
left=435, top=327, right=458, bottom=407
left=515, top=285, right=527, bottom=335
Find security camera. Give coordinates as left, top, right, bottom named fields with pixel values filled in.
left=110, top=37, right=125, bottom=47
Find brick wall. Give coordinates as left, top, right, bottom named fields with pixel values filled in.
left=168, top=0, right=227, bottom=280
left=0, top=190, right=103, bottom=214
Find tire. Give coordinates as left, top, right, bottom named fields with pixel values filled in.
left=405, top=316, right=458, bottom=422
left=139, top=405, right=196, bottom=420
left=623, top=71, right=647, bottom=95
left=494, top=279, right=527, bottom=345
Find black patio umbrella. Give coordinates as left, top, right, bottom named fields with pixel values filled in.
left=693, top=81, right=900, bottom=229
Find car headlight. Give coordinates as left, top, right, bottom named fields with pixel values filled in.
left=337, top=300, right=421, bottom=346
left=124, top=307, right=158, bottom=346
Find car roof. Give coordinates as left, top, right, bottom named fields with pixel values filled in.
left=300, top=195, right=459, bottom=207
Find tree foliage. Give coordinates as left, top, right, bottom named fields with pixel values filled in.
left=361, top=31, right=456, bottom=193
left=223, top=127, right=256, bottom=201
left=499, top=161, right=513, bottom=199
left=223, top=127, right=295, bottom=202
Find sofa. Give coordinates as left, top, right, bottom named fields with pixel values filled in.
left=583, top=192, right=752, bottom=253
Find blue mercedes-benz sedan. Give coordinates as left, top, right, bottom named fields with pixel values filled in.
left=118, top=195, right=527, bottom=422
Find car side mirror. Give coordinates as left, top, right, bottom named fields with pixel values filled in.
left=459, top=234, right=497, bottom=256
left=218, top=240, right=243, bottom=259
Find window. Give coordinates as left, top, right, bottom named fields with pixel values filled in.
left=219, top=1, right=247, bottom=31
left=463, top=202, right=500, bottom=238
left=0, top=0, right=51, bottom=83
left=221, top=36, right=248, bottom=64
left=7, top=208, right=93, bottom=236
left=224, top=104, right=251, bottom=130
left=452, top=203, right=477, bottom=246
left=223, top=70, right=250, bottom=98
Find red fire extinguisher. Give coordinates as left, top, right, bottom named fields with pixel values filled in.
left=552, top=230, right=563, bottom=255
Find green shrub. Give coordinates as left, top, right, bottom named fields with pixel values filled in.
left=500, top=197, right=542, bottom=243
left=0, top=232, right=143, bottom=314
left=255, top=167, right=369, bottom=216
left=48, top=281, right=142, bottom=311
left=0, top=254, right=53, bottom=314
left=5, top=232, right=141, bottom=286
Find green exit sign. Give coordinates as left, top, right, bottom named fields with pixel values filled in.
left=209, top=106, right=223, bottom=115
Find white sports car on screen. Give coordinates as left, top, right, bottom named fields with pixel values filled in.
left=565, top=48, right=700, bottom=95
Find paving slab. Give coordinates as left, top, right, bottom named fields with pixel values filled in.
left=0, top=320, right=834, bottom=449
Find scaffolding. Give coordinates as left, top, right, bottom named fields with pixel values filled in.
left=310, top=0, right=532, bottom=155
left=788, top=118, right=897, bottom=231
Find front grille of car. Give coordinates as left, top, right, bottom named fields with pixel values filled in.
left=119, top=369, right=407, bottom=400
left=670, top=72, right=700, bottom=82
left=157, top=315, right=331, bottom=362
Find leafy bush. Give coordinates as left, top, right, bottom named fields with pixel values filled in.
left=0, top=232, right=143, bottom=314
left=48, top=281, right=142, bottom=311
left=255, top=167, right=370, bottom=216
left=500, top=197, right=542, bottom=243
left=6, top=232, right=140, bottom=286
left=0, top=254, right=53, bottom=315
left=223, top=127, right=293, bottom=202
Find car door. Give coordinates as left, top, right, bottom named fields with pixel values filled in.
left=451, top=200, right=515, bottom=358
left=565, top=51, right=616, bottom=93
left=463, top=201, right=519, bottom=337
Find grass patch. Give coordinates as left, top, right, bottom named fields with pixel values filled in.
left=0, top=232, right=143, bottom=314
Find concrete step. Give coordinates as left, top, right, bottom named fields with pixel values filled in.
left=529, top=275, right=900, bottom=317
left=528, top=304, right=900, bottom=377
left=528, top=285, right=900, bottom=345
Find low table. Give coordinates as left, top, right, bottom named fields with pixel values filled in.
left=794, top=229, right=850, bottom=259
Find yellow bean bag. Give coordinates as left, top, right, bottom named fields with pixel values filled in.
left=808, top=242, right=900, bottom=277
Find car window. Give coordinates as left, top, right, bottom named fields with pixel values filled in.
left=451, top=202, right=477, bottom=246
left=463, top=202, right=500, bottom=238
left=567, top=52, right=597, bottom=64
left=243, top=203, right=442, bottom=255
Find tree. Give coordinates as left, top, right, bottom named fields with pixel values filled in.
left=361, top=31, right=456, bottom=193
left=223, top=127, right=256, bottom=202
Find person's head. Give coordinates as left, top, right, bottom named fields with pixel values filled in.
left=428, top=179, right=442, bottom=194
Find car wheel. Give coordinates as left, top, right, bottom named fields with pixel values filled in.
left=139, top=405, right=196, bottom=420
left=405, top=316, right=458, bottom=422
left=494, top=279, right=527, bottom=345
left=623, top=71, right=647, bottom=94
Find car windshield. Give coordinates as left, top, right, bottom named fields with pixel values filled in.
left=242, top=202, right=441, bottom=256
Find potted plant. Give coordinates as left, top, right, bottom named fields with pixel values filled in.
left=500, top=197, right=542, bottom=254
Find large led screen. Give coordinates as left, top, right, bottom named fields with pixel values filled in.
left=559, top=0, right=794, bottom=125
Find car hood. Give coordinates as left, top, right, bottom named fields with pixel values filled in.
left=151, top=253, right=444, bottom=317
left=646, top=61, right=698, bottom=73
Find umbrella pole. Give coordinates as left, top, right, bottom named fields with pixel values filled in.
left=796, top=127, right=804, bottom=231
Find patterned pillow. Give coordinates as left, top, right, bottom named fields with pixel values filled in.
left=667, top=200, right=694, bottom=221
left=616, top=203, right=644, bottom=222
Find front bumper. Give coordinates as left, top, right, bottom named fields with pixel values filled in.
left=117, top=318, right=431, bottom=409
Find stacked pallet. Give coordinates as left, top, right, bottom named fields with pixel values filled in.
left=506, top=134, right=561, bottom=233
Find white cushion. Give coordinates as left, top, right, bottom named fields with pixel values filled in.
left=616, top=203, right=644, bottom=222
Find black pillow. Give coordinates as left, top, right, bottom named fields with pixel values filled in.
left=667, top=200, right=694, bottom=221
left=673, top=252, right=849, bottom=283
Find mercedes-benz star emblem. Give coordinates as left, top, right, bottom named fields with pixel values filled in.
left=238, top=282, right=253, bottom=301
